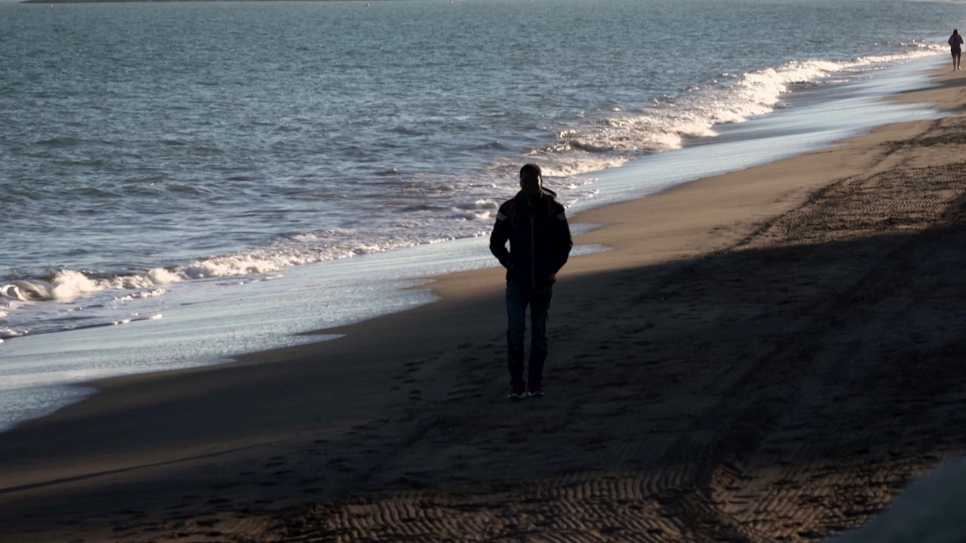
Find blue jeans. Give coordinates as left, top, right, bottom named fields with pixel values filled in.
left=506, top=280, right=553, bottom=387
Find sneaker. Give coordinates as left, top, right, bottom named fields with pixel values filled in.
left=526, top=384, right=544, bottom=397
left=508, top=383, right=526, bottom=399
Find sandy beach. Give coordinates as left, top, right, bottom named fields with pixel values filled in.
left=3, top=68, right=966, bottom=542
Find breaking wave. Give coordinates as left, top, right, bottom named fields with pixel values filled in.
left=529, top=45, right=944, bottom=177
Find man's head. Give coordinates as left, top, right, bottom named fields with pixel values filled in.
left=519, top=163, right=543, bottom=197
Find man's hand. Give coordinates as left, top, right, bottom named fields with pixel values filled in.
left=536, top=273, right=556, bottom=291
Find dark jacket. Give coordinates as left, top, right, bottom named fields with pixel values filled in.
left=489, top=188, right=573, bottom=291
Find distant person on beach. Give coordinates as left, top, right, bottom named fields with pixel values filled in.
left=490, top=164, right=573, bottom=399
left=949, top=29, right=963, bottom=70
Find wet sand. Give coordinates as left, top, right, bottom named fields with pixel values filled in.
left=3, top=69, right=966, bottom=543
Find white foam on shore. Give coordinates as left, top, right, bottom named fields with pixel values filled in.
left=530, top=46, right=943, bottom=178
left=0, top=269, right=181, bottom=305
left=0, top=238, right=611, bottom=432
left=48, top=270, right=101, bottom=302
left=573, top=55, right=946, bottom=210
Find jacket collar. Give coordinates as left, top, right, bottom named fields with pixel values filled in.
left=514, top=187, right=557, bottom=202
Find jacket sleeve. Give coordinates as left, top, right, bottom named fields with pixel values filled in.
left=489, top=207, right=512, bottom=269
left=551, top=205, right=573, bottom=274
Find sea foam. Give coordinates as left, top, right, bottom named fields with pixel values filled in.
left=49, top=270, right=101, bottom=302
left=532, top=47, right=944, bottom=178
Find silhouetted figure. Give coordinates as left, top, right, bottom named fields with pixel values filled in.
left=489, top=164, right=573, bottom=399
left=950, top=29, right=963, bottom=71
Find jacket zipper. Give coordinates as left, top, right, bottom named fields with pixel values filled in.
left=529, top=204, right=536, bottom=289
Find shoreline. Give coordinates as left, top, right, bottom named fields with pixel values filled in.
left=0, top=55, right=944, bottom=434
left=3, top=66, right=966, bottom=541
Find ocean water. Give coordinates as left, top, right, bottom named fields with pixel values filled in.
left=825, top=458, right=966, bottom=543
left=0, top=0, right=957, bottom=428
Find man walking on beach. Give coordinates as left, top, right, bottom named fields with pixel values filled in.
left=950, top=29, right=963, bottom=71
left=490, top=164, right=573, bottom=399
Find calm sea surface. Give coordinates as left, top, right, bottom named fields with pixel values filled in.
left=0, top=0, right=958, bottom=426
